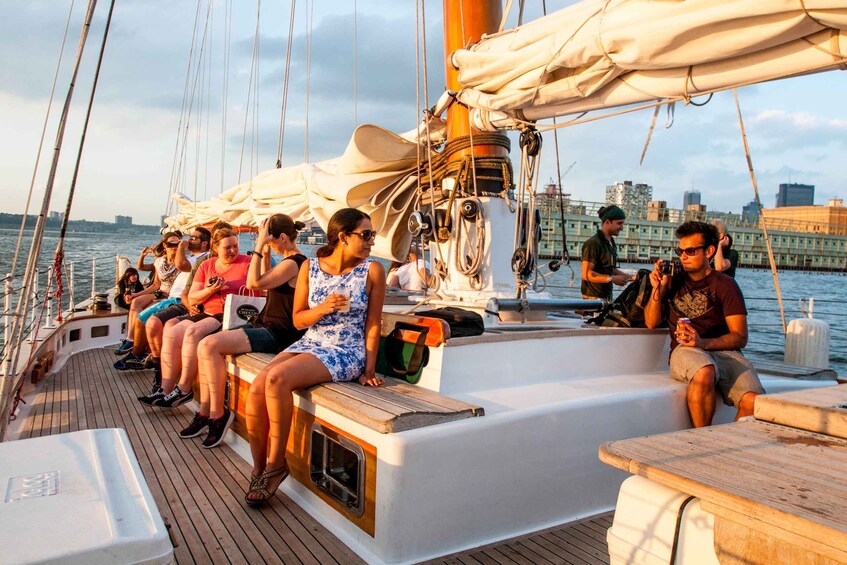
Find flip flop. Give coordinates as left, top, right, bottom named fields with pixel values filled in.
left=245, top=465, right=289, bottom=507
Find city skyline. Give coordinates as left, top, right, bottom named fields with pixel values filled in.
left=1, top=1, right=846, bottom=225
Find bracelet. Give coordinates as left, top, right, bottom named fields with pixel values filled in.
left=250, top=250, right=264, bottom=259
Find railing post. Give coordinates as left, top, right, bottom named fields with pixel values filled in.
left=28, top=272, right=38, bottom=343
left=91, top=258, right=96, bottom=302
left=2, top=275, right=12, bottom=378
left=69, top=261, right=75, bottom=315
left=43, top=267, right=55, bottom=329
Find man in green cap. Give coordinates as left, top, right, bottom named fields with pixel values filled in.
left=581, top=205, right=634, bottom=300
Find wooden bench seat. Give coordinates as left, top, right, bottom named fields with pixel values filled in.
left=752, top=359, right=837, bottom=381
left=228, top=312, right=482, bottom=434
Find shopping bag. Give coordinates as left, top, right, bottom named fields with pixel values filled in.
left=222, top=291, right=266, bottom=330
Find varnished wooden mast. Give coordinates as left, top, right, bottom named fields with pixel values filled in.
left=443, top=0, right=506, bottom=164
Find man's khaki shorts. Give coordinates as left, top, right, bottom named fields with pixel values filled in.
left=670, top=347, right=765, bottom=407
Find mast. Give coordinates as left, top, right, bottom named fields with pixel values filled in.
left=434, top=0, right=516, bottom=298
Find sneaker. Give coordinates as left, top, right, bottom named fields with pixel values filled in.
left=179, top=412, right=210, bottom=438
left=114, top=352, right=145, bottom=371
left=125, top=353, right=150, bottom=370
left=114, top=340, right=134, bottom=355
left=154, top=386, right=193, bottom=408
left=202, top=408, right=234, bottom=449
left=137, top=387, right=166, bottom=406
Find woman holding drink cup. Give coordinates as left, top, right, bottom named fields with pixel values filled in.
left=244, top=208, right=386, bottom=506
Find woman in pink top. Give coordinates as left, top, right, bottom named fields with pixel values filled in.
left=151, top=228, right=251, bottom=408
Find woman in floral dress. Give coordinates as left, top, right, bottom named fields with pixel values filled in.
left=245, top=208, right=386, bottom=506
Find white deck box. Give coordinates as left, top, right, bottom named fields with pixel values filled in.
left=0, top=428, right=173, bottom=564
left=607, top=475, right=719, bottom=565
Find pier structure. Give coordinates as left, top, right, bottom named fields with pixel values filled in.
left=537, top=195, right=847, bottom=272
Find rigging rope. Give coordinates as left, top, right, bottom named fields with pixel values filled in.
left=238, top=0, right=262, bottom=184
left=1, top=0, right=99, bottom=440
left=53, top=0, right=117, bottom=323
left=304, top=0, right=313, bottom=162
left=11, top=0, right=77, bottom=284
left=275, top=0, right=297, bottom=168
left=220, top=0, right=232, bottom=193
left=166, top=0, right=204, bottom=218
left=733, top=89, right=787, bottom=334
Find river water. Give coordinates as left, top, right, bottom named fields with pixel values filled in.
left=1, top=229, right=844, bottom=375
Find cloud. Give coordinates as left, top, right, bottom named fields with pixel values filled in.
left=2, top=0, right=846, bottom=225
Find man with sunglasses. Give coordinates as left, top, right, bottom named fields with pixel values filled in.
left=645, top=221, right=764, bottom=428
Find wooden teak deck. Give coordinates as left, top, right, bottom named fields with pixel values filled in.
left=13, top=347, right=612, bottom=564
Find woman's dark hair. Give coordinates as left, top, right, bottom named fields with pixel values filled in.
left=120, top=267, right=140, bottom=285
left=675, top=221, right=719, bottom=250
left=316, top=208, right=370, bottom=258
left=268, top=214, right=305, bottom=240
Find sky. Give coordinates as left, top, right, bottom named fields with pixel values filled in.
left=1, top=1, right=846, bottom=226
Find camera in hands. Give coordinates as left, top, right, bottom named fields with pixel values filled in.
left=658, top=259, right=682, bottom=277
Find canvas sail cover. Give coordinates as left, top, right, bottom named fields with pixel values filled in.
left=452, top=0, right=847, bottom=129
left=167, top=122, right=444, bottom=261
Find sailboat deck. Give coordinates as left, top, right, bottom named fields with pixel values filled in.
left=15, top=347, right=612, bottom=564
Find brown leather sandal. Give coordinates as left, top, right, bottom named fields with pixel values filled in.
left=245, top=465, right=289, bottom=507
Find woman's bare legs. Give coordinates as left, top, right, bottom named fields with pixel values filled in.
left=197, top=329, right=251, bottom=420
left=160, top=319, right=192, bottom=394
left=245, top=352, right=297, bottom=477
left=176, top=317, right=222, bottom=398
left=245, top=353, right=331, bottom=502
left=126, top=294, right=154, bottom=340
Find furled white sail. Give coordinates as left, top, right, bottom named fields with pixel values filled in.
left=167, top=122, right=444, bottom=261
left=452, top=0, right=847, bottom=129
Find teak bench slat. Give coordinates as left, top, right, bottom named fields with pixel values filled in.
left=229, top=312, right=482, bottom=434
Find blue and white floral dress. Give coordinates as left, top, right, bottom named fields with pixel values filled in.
left=284, top=257, right=372, bottom=382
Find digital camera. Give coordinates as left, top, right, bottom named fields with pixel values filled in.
left=658, top=258, right=682, bottom=277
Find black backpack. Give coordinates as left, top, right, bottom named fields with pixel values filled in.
left=416, top=307, right=485, bottom=338
left=588, top=269, right=656, bottom=328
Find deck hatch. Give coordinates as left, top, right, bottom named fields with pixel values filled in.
left=309, top=422, right=365, bottom=517
left=4, top=471, right=59, bottom=502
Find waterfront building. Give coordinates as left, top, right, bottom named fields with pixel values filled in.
left=605, top=180, right=652, bottom=213
left=776, top=183, right=815, bottom=207
left=761, top=201, right=847, bottom=235
left=742, top=200, right=760, bottom=225
left=537, top=195, right=847, bottom=271
left=682, top=190, right=701, bottom=209
left=115, top=215, right=132, bottom=226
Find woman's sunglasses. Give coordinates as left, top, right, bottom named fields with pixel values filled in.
left=164, top=241, right=181, bottom=248
left=349, top=230, right=377, bottom=242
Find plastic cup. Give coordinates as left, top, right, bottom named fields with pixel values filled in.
left=336, top=288, right=350, bottom=313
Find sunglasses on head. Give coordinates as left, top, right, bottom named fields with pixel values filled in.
left=674, top=246, right=706, bottom=257
left=349, top=230, right=377, bottom=242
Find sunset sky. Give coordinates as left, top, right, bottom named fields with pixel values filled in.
left=2, top=0, right=846, bottom=225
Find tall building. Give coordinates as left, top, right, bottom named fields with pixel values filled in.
left=605, top=180, right=652, bottom=213
left=682, top=190, right=701, bottom=209
left=742, top=200, right=759, bottom=225
left=115, top=215, right=133, bottom=226
left=776, top=183, right=814, bottom=207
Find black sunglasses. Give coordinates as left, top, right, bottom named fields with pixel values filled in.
left=349, top=230, right=377, bottom=242
left=165, top=241, right=180, bottom=248
left=674, top=246, right=706, bottom=257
